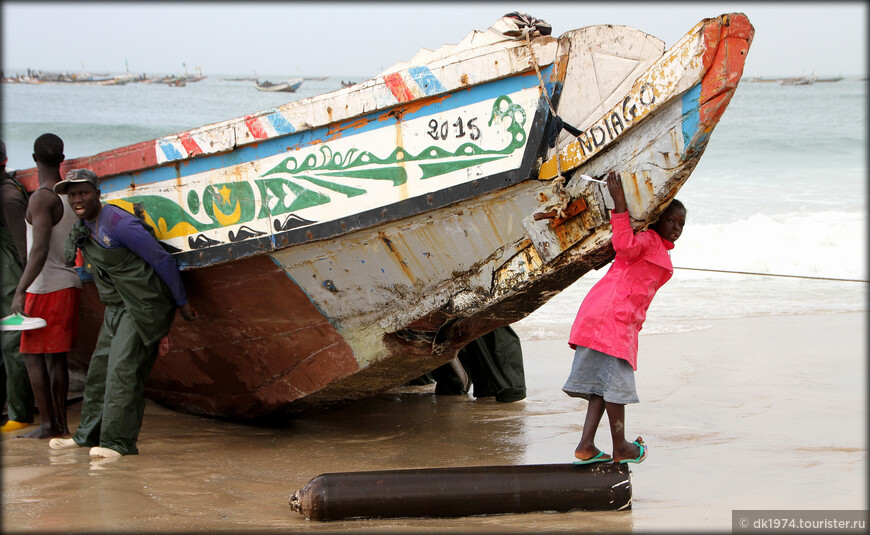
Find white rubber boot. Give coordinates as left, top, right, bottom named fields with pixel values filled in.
left=89, top=446, right=122, bottom=458
left=49, top=438, right=80, bottom=450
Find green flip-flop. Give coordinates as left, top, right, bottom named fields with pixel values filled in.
left=618, top=440, right=647, bottom=464
left=573, top=451, right=612, bottom=465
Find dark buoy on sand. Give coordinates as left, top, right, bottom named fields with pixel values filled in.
left=289, top=462, right=631, bottom=521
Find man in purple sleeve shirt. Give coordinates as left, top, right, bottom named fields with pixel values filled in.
left=81, top=194, right=189, bottom=308
left=48, top=169, right=196, bottom=458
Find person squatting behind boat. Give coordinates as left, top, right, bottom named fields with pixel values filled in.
left=563, top=170, right=686, bottom=465
left=48, top=169, right=197, bottom=459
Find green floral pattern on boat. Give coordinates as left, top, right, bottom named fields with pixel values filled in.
left=106, top=94, right=532, bottom=248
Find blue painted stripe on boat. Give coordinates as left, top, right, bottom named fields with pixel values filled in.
left=99, top=127, right=336, bottom=194
left=408, top=66, right=445, bottom=95
left=98, top=67, right=553, bottom=194
left=267, top=112, right=295, bottom=135
left=681, top=83, right=702, bottom=146
left=159, top=141, right=184, bottom=161
left=400, top=65, right=552, bottom=122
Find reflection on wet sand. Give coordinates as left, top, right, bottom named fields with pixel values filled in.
left=2, top=385, right=634, bottom=533
left=3, top=313, right=866, bottom=532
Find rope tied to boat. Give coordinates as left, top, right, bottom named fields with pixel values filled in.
left=522, top=33, right=558, bottom=118
left=518, top=24, right=584, bottom=158
left=519, top=32, right=571, bottom=219
left=548, top=176, right=571, bottom=220
left=673, top=266, right=868, bottom=283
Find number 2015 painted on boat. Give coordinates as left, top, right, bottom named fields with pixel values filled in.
left=427, top=117, right=481, bottom=141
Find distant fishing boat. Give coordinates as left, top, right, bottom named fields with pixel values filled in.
left=255, top=77, right=304, bottom=92
left=779, top=75, right=816, bottom=86
left=16, top=12, right=754, bottom=419
left=2, top=72, right=133, bottom=85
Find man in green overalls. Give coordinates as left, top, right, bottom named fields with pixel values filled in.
left=48, top=169, right=196, bottom=458
left=1, top=139, right=36, bottom=432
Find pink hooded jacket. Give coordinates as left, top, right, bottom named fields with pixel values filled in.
left=568, top=211, right=674, bottom=370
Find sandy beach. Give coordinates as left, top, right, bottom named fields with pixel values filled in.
left=2, top=311, right=866, bottom=533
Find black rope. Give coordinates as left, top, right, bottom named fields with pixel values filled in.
left=673, top=266, right=867, bottom=283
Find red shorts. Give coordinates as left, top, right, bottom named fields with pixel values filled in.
left=20, top=287, right=81, bottom=354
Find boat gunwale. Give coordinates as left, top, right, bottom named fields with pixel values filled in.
left=13, top=33, right=562, bottom=189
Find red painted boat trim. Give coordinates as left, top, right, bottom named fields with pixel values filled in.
left=384, top=72, right=416, bottom=102
left=700, top=13, right=754, bottom=125
left=178, top=133, right=203, bottom=157
left=244, top=115, right=269, bottom=140
left=15, top=140, right=161, bottom=192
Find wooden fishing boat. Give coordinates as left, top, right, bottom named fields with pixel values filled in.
left=16, top=12, right=753, bottom=419
left=779, top=75, right=815, bottom=86
left=255, top=77, right=304, bottom=92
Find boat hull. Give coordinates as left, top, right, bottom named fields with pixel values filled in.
left=21, top=14, right=753, bottom=419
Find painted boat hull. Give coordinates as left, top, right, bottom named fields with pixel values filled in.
left=17, top=14, right=753, bottom=419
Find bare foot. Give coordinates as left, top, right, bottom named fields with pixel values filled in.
left=14, top=425, right=65, bottom=439
left=574, top=444, right=611, bottom=462
left=612, top=436, right=646, bottom=463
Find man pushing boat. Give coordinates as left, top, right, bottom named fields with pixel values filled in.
left=48, top=169, right=197, bottom=458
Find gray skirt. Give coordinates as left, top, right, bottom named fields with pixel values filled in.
left=562, top=345, right=639, bottom=404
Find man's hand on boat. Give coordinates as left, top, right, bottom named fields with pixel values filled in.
left=606, top=171, right=628, bottom=214
left=179, top=302, right=198, bottom=322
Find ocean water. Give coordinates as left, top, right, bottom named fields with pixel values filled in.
left=517, top=79, right=867, bottom=338
left=2, top=76, right=866, bottom=339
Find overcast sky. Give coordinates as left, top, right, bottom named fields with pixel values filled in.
left=2, top=2, right=867, bottom=78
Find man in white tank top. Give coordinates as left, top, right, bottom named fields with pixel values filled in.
left=10, top=134, right=81, bottom=439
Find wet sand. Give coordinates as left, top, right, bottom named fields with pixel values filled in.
left=2, top=312, right=866, bottom=532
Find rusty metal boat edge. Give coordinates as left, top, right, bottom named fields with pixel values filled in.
left=18, top=14, right=753, bottom=419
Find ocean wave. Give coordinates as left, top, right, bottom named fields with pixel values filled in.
left=514, top=210, right=866, bottom=339
left=513, top=322, right=714, bottom=342
left=672, top=211, right=866, bottom=281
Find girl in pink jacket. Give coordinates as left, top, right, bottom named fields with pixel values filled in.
left=564, top=170, right=686, bottom=464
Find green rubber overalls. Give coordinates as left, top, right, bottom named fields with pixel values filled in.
left=71, top=221, right=175, bottom=455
